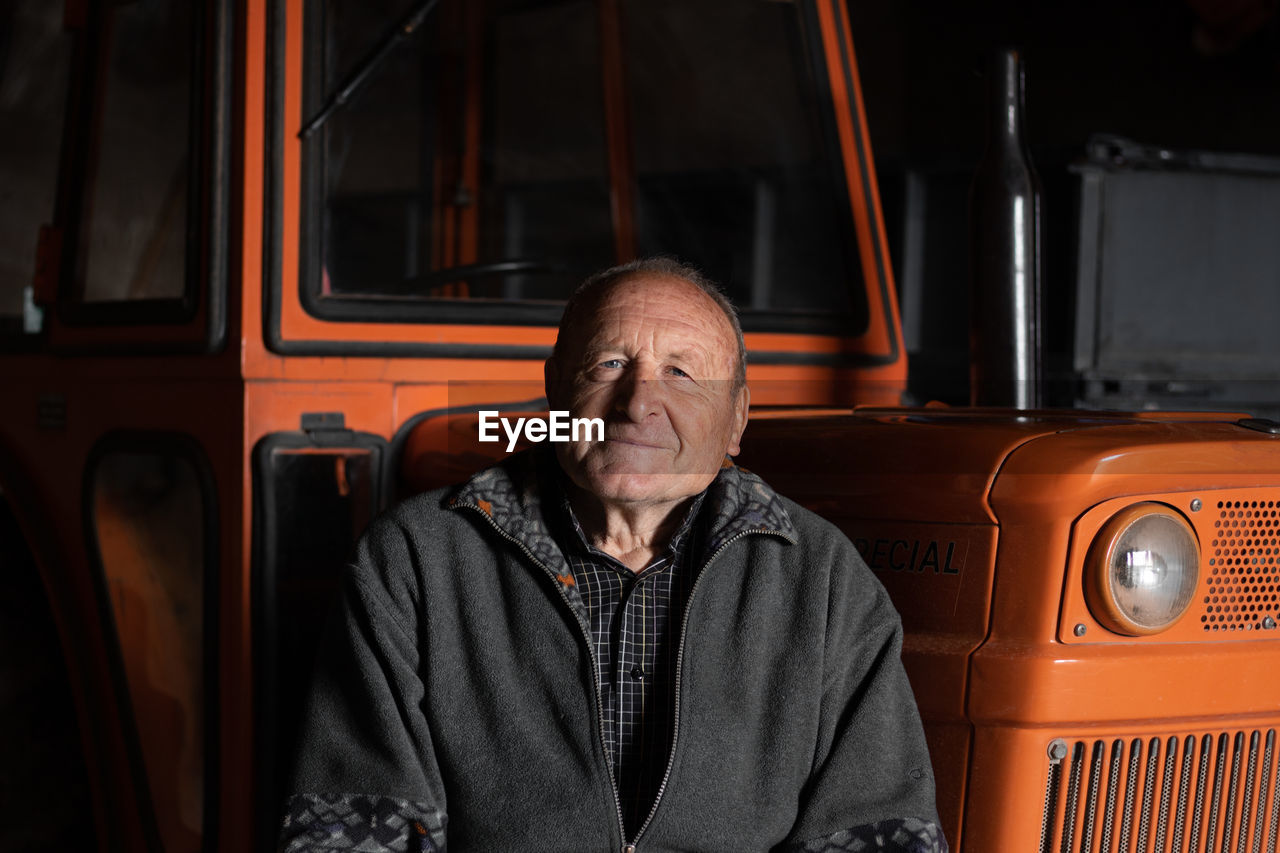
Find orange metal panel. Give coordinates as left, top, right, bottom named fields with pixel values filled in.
left=245, top=381, right=397, bottom=446
left=986, top=419, right=1280, bottom=645
left=1060, top=487, right=1280, bottom=647
left=738, top=410, right=1074, bottom=525
left=813, top=0, right=903, bottom=365
left=969, top=641, right=1280, bottom=729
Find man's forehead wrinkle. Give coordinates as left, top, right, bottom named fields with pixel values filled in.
left=577, top=312, right=635, bottom=364
left=568, top=276, right=738, bottom=377
left=581, top=317, right=723, bottom=376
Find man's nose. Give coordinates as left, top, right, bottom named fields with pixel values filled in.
left=615, top=370, right=663, bottom=421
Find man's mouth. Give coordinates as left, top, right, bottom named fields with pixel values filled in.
left=603, top=436, right=667, bottom=450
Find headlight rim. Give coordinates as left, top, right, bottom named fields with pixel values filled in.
left=1084, top=501, right=1201, bottom=637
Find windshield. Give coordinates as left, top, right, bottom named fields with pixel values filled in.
left=301, top=0, right=867, bottom=333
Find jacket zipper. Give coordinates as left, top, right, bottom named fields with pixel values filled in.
left=459, top=501, right=795, bottom=852
left=456, top=504, right=631, bottom=848
left=629, top=526, right=796, bottom=847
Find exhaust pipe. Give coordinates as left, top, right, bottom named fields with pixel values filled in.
left=969, top=48, right=1043, bottom=409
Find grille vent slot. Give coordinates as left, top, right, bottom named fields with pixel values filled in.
left=1204, top=501, right=1280, bottom=632
left=1041, top=729, right=1280, bottom=852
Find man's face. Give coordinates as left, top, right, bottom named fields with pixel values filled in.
left=546, top=275, right=749, bottom=510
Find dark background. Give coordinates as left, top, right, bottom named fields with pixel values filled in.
left=854, top=0, right=1280, bottom=161
left=848, top=0, right=1280, bottom=410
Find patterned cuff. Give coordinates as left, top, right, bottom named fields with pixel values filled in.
left=280, top=793, right=446, bottom=852
left=786, top=817, right=947, bottom=853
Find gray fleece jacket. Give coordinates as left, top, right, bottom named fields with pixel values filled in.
left=281, top=450, right=944, bottom=852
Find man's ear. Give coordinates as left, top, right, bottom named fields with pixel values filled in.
left=725, top=384, right=750, bottom=457
left=544, top=357, right=561, bottom=410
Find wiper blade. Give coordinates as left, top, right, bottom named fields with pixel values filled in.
left=298, top=0, right=441, bottom=139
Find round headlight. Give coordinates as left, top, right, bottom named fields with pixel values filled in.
left=1085, top=503, right=1200, bottom=636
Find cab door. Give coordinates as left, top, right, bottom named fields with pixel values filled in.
left=0, top=3, right=237, bottom=852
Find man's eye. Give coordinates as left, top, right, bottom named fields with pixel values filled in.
left=668, top=366, right=690, bottom=379
left=598, top=359, right=624, bottom=369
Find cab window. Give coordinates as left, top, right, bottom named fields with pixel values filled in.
left=302, top=0, right=867, bottom=333
left=64, top=0, right=202, bottom=318
left=88, top=441, right=215, bottom=853
left=0, top=0, right=72, bottom=338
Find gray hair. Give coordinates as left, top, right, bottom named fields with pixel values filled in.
left=552, top=257, right=747, bottom=391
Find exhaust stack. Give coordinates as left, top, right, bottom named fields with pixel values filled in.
left=969, top=48, right=1043, bottom=409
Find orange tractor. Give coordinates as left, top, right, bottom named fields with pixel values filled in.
left=1, top=1, right=1278, bottom=851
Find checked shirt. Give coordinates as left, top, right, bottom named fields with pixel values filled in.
left=557, top=490, right=706, bottom=838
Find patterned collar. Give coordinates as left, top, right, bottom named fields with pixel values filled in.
left=445, top=448, right=797, bottom=574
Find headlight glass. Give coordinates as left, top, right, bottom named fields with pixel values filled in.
left=1086, top=503, right=1200, bottom=635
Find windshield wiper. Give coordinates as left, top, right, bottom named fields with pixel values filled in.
left=298, top=0, right=441, bottom=139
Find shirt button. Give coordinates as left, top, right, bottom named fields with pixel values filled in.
left=630, top=666, right=645, bottom=680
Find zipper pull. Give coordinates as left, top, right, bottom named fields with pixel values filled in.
left=623, top=845, right=636, bottom=853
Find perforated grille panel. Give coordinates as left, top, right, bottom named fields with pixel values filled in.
left=1204, top=500, right=1280, bottom=633
left=1040, top=730, right=1280, bottom=853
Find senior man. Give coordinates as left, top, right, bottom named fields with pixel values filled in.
left=281, top=258, right=945, bottom=852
